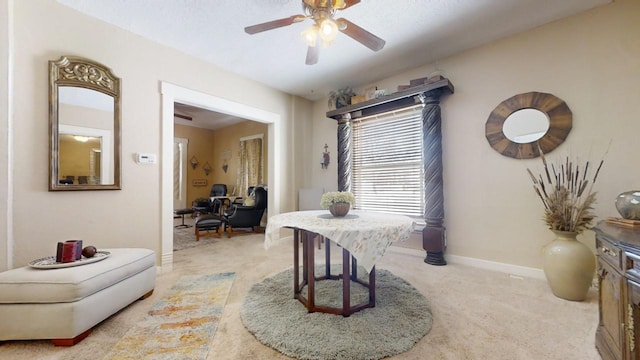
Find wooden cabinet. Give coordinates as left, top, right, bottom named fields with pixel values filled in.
left=597, top=244, right=624, bottom=360
left=626, top=279, right=640, bottom=359
left=595, top=222, right=640, bottom=360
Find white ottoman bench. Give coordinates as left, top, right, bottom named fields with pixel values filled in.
left=0, top=248, right=156, bottom=346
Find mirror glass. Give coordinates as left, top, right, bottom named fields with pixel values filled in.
left=49, top=56, right=121, bottom=190
left=59, top=87, right=115, bottom=185
left=502, top=108, right=550, bottom=143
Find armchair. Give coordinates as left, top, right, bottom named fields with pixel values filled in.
left=209, top=183, right=228, bottom=214
left=223, top=187, right=267, bottom=237
left=191, top=183, right=228, bottom=215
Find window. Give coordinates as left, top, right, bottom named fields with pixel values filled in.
left=351, top=105, right=425, bottom=217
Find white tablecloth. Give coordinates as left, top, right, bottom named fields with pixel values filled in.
left=265, top=210, right=414, bottom=272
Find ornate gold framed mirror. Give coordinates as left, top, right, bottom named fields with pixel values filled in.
left=485, top=92, right=572, bottom=159
left=49, top=56, right=121, bottom=190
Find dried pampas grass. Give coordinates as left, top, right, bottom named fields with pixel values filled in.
left=527, top=146, right=605, bottom=234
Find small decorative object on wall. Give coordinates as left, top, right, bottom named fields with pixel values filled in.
left=203, top=162, right=212, bottom=176
left=328, top=87, right=355, bottom=109
left=527, top=145, right=605, bottom=301
left=192, top=179, right=208, bottom=187
left=221, top=149, right=232, bottom=173
left=190, top=155, right=199, bottom=170
left=321, top=143, right=330, bottom=169
left=320, top=191, right=355, bottom=217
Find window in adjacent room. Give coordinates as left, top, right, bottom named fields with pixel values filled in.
left=237, top=134, right=264, bottom=197
left=351, top=104, right=425, bottom=217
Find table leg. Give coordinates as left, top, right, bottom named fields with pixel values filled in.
left=351, top=256, right=358, bottom=281
left=293, top=229, right=299, bottom=297
left=325, top=236, right=331, bottom=279
left=342, top=248, right=350, bottom=316
left=370, top=265, right=376, bottom=304
left=306, top=231, right=315, bottom=310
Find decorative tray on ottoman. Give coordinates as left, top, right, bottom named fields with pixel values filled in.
left=28, top=251, right=110, bottom=269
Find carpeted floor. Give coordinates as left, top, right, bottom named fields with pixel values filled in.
left=241, top=266, right=432, bottom=360
left=0, top=230, right=601, bottom=360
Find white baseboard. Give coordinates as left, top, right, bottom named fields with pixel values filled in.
left=388, top=246, right=545, bottom=280
left=159, top=252, right=174, bottom=273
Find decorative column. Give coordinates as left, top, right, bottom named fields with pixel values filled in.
left=421, top=89, right=447, bottom=265
left=336, top=113, right=352, bottom=192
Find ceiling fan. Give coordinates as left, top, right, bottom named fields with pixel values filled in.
left=244, top=0, right=385, bottom=65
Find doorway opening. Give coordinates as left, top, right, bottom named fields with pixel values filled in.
left=161, top=82, right=281, bottom=270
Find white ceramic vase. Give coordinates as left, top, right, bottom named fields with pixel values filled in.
left=542, top=230, right=595, bottom=301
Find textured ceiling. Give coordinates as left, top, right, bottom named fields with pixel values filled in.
left=56, top=0, right=610, bottom=129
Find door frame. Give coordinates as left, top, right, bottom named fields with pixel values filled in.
left=173, top=137, right=188, bottom=210
left=160, top=82, right=281, bottom=270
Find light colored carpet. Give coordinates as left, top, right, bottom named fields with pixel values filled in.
left=0, top=233, right=601, bottom=360
left=104, top=272, right=235, bottom=360
left=241, top=266, right=432, bottom=360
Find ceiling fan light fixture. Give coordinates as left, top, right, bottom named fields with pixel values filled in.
left=318, top=18, right=338, bottom=43
left=301, top=25, right=319, bottom=47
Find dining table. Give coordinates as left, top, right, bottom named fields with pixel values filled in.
left=265, top=210, right=414, bottom=316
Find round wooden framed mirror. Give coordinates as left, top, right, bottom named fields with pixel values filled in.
left=485, top=92, right=572, bottom=159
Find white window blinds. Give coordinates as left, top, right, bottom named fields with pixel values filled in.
left=351, top=104, right=425, bottom=217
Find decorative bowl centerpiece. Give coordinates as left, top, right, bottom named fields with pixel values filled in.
left=615, top=191, right=640, bottom=220
left=320, top=191, right=356, bottom=217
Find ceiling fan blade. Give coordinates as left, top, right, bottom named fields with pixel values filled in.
left=245, top=15, right=306, bottom=35
left=336, top=18, right=385, bottom=52
left=306, top=44, right=319, bottom=65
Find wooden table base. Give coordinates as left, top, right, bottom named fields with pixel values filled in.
left=292, top=228, right=375, bottom=317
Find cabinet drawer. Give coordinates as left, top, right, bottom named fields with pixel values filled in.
left=626, top=252, right=640, bottom=285
left=598, top=237, right=622, bottom=270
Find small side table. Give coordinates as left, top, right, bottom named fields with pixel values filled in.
left=265, top=210, right=414, bottom=317
left=174, top=209, right=194, bottom=228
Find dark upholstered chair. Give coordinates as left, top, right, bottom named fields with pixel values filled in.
left=223, top=187, right=267, bottom=237
left=193, top=184, right=228, bottom=215
left=209, top=183, right=228, bottom=214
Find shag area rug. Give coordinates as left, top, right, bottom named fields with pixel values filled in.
left=104, top=272, right=235, bottom=360
left=240, top=266, right=432, bottom=360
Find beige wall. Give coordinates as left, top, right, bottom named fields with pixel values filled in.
left=211, top=121, right=269, bottom=197
left=3, top=0, right=301, bottom=269
left=3, top=0, right=638, bottom=272
left=174, top=124, right=216, bottom=204
left=311, top=0, right=640, bottom=269
left=174, top=120, right=268, bottom=206
left=0, top=0, right=11, bottom=269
